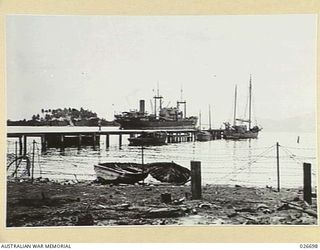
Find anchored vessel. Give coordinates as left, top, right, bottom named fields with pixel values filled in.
left=115, top=90, right=198, bottom=129
left=128, top=131, right=167, bottom=146
left=224, top=75, right=262, bottom=139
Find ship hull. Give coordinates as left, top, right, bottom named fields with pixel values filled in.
left=196, top=131, right=212, bottom=141
left=116, top=118, right=197, bottom=130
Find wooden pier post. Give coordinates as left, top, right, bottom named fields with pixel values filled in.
left=303, top=162, right=312, bottom=205
left=191, top=161, right=202, bottom=200
left=60, top=135, right=64, bottom=149
left=23, top=135, right=27, bottom=156
left=41, top=135, right=46, bottom=152
left=106, top=134, right=110, bottom=148
left=93, top=133, right=97, bottom=146
left=119, top=134, right=122, bottom=148
left=19, top=136, right=23, bottom=155
left=78, top=134, right=82, bottom=148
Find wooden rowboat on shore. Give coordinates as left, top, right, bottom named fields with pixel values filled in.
left=94, top=163, right=148, bottom=184
left=94, top=161, right=191, bottom=185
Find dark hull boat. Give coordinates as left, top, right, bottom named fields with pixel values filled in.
left=224, top=75, right=262, bottom=140
left=128, top=131, right=167, bottom=146
left=195, top=131, right=212, bottom=141
left=147, top=162, right=191, bottom=184
left=94, top=163, right=148, bottom=184
left=115, top=90, right=198, bottom=130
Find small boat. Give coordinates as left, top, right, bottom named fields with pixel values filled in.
left=94, top=162, right=148, bottom=184
left=128, top=131, right=167, bottom=146
left=196, top=130, right=212, bottom=141
left=147, top=162, right=191, bottom=184
left=94, top=161, right=190, bottom=185
left=196, top=105, right=213, bottom=141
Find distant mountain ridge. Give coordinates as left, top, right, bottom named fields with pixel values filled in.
left=258, top=113, right=316, bottom=133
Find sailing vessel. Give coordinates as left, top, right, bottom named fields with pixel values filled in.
left=115, top=89, right=198, bottom=129
left=196, top=105, right=212, bottom=141
left=224, top=75, right=262, bottom=139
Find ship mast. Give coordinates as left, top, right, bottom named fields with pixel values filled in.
left=248, top=75, right=252, bottom=130
left=233, top=85, right=237, bottom=126
left=154, top=83, right=163, bottom=118
left=177, top=87, right=187, bottom=119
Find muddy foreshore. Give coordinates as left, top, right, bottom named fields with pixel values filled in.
left=6, top=179, right=317, bottom=227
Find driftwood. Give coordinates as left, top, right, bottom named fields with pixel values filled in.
left=281, top=200, right=317, bottom=218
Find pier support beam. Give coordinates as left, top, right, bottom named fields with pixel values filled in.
left=119, top=134, right=122, bottom=148
left=106, top=134, right=110, bottom=148
left=23, top=135, right=27, bottom=156
left=78, top=134, right=82, bottom=148
left=41, top=135, right=47, bottom=152
left=60, top=135, right=64, bottom=149
left=93, top=133, right=97, bottom=147
left=19, top=136, right=23, bottom=155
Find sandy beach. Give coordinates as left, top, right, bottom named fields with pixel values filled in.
left=6, top=179, right=317, bottom=227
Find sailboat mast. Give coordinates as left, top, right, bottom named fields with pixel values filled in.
left=199, top=111, right=202, bottom=129
left=233, top=85, right=237, bottom=126
left=209, top=105, right=212, bottom=130
left=248, top=75, right=252, bottom=130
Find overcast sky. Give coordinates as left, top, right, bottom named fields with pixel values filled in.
left=6, top=15, right=317, bottom=127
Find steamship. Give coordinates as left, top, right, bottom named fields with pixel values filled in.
left=115, top=91, right=198, bottom=130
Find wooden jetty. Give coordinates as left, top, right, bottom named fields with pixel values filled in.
left=7, top=128, right=225, bottom=154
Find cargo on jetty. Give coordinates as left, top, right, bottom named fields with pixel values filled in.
left=6, top=179, right=317, bottom=227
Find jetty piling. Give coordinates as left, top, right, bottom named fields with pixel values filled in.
left=23, top=135, right=27, bottom=156
left=119, top=134, right=122, bottom=148
left=19, top=136, right=22, bottom=156
left=7, top=128, right=221, bottom=151
left=106, top=134, right=110, bottom=148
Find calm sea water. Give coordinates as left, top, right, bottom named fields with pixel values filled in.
left=6, top=126, right=317, bottom=188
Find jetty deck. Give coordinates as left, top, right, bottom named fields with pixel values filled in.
left=7, top=128, right=225, bottom=154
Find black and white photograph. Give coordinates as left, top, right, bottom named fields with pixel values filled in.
left=5, top=14, right=317, bottom=227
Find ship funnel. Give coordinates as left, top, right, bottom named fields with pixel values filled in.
left=139, top=100, right=145, bottom=113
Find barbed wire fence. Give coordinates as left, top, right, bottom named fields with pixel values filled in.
left=6, top=138, right=317, bottom=189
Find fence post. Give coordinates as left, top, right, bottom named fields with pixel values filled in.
left=303, top=162, right=312, bottom=205
left=191, top=161, right=202, bottom=199
left=15, top=141, right=18, bottom=177
left=32, top=140, right=36, bottom=182
left=276, top=142, right=280, bottom=192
